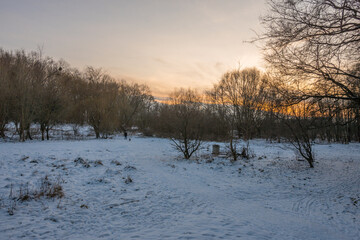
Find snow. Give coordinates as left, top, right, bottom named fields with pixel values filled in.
left=0, top=136, right=359, bottom=239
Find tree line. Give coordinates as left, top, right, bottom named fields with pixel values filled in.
left=0, top=48, right=359, bottom=167
left=0, top=49, right=153, bottom=141
left=150, top=67, right=359, bottom=167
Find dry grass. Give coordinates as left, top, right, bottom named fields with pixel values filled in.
left=35, top=175, right=64, bottom=199
left=74, top=157, right=90, bottom=168
left=4, top=175, right=64, bottom=215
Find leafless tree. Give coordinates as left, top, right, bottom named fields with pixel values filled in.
left=259, top=0, right=360, bottom=106
left=215, top=68, right=267, bottom=140
left=116, top=81, right=153, bottom=134
left=162, top=88, right=204, bottom=159
left=59, top=69, right=88, bottom=136
left=281, top=101, right=318, bottom=168
left=208, top=68, right=267, bottom=161
left=9, top=50, right=37, bottom=141
left=31, top=53, right=64, bottom=140
left=84, top=67, right=118, bottom=138
left=0, top=50, right=12, bottom=138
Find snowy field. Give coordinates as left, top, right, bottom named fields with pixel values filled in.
left=0, top=135, right=359, bottom=239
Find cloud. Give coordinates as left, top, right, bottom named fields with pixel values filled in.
left=153, top=57, right=168, bottom=65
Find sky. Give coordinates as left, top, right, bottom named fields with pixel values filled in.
left=0, top=0, right=266, bottom=97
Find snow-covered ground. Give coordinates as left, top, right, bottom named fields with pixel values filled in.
left=0, top=136, right=359, bottom=239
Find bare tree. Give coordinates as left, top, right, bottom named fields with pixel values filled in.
left=9, top=50, right=37, bottom=141
left=59, top=69, right=88, bottom=136
left=208, top=68, right=267, bottom=161
left=0, top=49, right=12, bottom=138
left=281, top=101, right=317, bottom=168
left=215, top=68, right=267, bottom=140
left=266, top=76, right=321, bottom=167
left=162, top=88, right=204, bottom=159
left=116, top=81, right=153, bottom=134
left=31, top=53, right=63, bottom=140
left=84, top=67, right=118, bottom=138
left=259, top=0, right=360, bottom=106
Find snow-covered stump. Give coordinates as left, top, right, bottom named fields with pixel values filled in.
left=212, top=144, right=220, bottom=155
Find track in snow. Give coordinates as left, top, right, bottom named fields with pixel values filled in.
left=0, top=137, right=359, bottom=239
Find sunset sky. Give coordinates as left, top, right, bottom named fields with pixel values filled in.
left=0, top=0, right=266, bottom=97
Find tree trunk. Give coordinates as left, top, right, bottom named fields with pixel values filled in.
left=46, top=126, right=50, bottom=140
left=358, top=118, right=360, bottom=143
left=26, top=129, right=32, bottom=140
left=356, top=108, right=360, bottom=143
left=183, top=135, right=190, bottom=159
left=91, top=124, right=100, bottom=139
left=229, top=138, right=237, bottom=162
left=95, top=129, right=100, bottom=139
left=41, top=124, right=45, bottom=141
left=308, top=159, right=314, bottom=168
left=0, top=124, right=5, bottom=139
left=18, top=123, right=25, bottom=142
